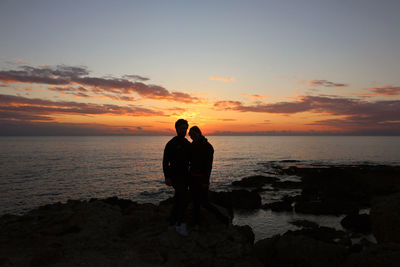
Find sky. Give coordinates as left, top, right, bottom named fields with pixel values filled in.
left=0, top=0, right=399, bottom=135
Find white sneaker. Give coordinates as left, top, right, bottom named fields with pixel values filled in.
left=175, top=223, right=188, bottom=236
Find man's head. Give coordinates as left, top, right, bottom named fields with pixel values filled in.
left=175, top=119, right=188, bottom=137
left=189, top=126, right=202, bottom=141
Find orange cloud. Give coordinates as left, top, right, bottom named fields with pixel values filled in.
left=210, top=76, right=235, bottom=82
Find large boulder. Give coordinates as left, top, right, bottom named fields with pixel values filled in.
left=370, top=193, right=400, bottom=243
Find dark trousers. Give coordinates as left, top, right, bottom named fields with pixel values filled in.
left=169, top=183, right=188, bottom=226
left=189, top=181, right=229, bottom=225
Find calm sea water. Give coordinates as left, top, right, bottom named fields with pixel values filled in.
left=1, top=136, right=399, bottom=239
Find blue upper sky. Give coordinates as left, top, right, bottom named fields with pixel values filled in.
left=0, top=0, right=399, bottom=135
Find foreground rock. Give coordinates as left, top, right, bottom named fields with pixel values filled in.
left=253, top=230, right=349, bottom=267
left=0, top=197, right=255, bottom=267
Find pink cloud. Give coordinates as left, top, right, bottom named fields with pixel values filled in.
left=0, top=65, right=201, bottom=103
left=364, top=85, right=400, bottom=96
left=301, top=79, right=348, bottom=88
left=0, top=94, right=165, bottom=122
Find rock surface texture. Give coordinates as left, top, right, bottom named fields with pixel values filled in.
left=0, top=197, right=255, bottom=267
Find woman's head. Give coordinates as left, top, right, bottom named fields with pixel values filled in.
left=189, top=126, right=202, bottom=141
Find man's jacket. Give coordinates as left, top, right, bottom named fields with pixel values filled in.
left=163, top=136, right=191, bottom=184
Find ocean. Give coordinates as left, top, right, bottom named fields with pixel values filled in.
left=1, top=136, right=399, bottom=240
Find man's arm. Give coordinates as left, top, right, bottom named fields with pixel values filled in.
left=162, top=143, right=172, bottom=186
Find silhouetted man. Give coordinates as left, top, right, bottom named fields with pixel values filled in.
left=163, top=119, right=191, bottom=236
left=188, top=126, right=229, bottom=228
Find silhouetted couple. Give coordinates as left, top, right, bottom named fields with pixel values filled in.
left=163, top=119, right=229, bottom=236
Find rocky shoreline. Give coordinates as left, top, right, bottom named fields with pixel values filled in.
left=1, top=165, right=400, bottom=266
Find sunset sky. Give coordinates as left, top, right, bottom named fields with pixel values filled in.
left=1, top=0, right=399, bottom=135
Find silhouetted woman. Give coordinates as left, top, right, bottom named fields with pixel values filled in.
left=188, top=126, right=229, bottom=228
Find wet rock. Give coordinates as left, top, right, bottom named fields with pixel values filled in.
left=232, top=175, right=278, bottom=188
left=340, top=213, right=371, bottom=234
left=370, top=193, right=400, bottom=243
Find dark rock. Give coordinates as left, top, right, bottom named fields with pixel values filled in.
left=272, top=180, right=303, bottom=189
left=289, top=219, right=319, bottom=229
left=295, top=198, right=359, bottom=215
left=344, top=243, right=400, bottom=267
left=101, top=196, right=137, bottom=211
left=340, top=213, right=371, bottom=234
left=252, top=235, right=280, bottom=266
left=262, top=200, right=293, bottom=212
left=370, top=193, right=400, bottom=243
left=209, top=190, right=262, bottom=210
left=290, top=165, right=400, bottom=212
left=349, top=238, right=375, bottom=253
left=0, top=197, right=254, bottom=266
left=232, top=175, right=278, bottom=188
left=30, top=248, right=64, bottom=266
left=289, top=226, right=351, bottom=246
left=263, top=195, right=297, bottom=212
left=253, top=232, right=348, bottom=267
